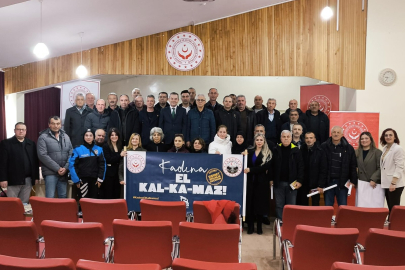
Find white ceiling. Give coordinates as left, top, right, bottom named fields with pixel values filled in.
left=0, top=0, right=291, bottom=68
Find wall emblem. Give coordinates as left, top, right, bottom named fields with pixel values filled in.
left=342, top=120, right=368, bottom=148
left=165, top=32, right=204, bottom=71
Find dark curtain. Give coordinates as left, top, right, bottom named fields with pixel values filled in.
left=0, top=72, right=6, bottom=141
left=25, top=87, right=61, bottom=142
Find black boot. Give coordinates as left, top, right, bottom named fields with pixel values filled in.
left=257, top=216, right=263, bottom=235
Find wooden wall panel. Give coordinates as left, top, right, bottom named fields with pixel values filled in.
left=3, top=0, right=367, bottom=94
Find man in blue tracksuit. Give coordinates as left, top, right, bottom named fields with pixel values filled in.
left=69, top=130, right=106, bottom=199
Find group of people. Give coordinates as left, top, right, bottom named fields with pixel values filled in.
left=0, top=87, right=403, bottom=237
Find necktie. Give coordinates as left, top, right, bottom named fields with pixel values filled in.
left=172, top=108, right=176, bottom=119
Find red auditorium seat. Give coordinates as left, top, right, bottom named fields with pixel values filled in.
left=388, top=205, right=405, bottom=231
left=30, top=196, right=78, bottom=236
left=79, top=198, right=129, bottom=239
left=193, top=201, right=240, bottom=224
left=179, top=222, right=240, bottom=263
left=335, top=206, right=388, bottom=246
left=41, top=220, right=105, bottom=263
left=284, top=225, right=359, bottom=270
left=0, top=197, right=25, bottom=221
left=172, top=258, right=257, bottom=270
left=76, top=259, right=161, bottom=270
left=0, top=254, right=75, bottom=270
left=140, top=199, right=186, bottom=237
left=274, top=205, right=334, bottom=260
left=363, top=228, right=405, bottom=266
left=112, top=220, right=173, bottom=269
left=0, top=221, right=38, bottom=258
left=331, top=262, right=405, bottom=270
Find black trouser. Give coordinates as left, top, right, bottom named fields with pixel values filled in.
left=79, top=177, right=99, bottom=199
left=385, top=187, right=404, bottom=213
left=296, top=186, right=309, bottom=206
left=100, top=175, right=121, bottom=199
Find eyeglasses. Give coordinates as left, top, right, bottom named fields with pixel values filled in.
left=15, top=129, right=26, bottom=131
left=196, top=99, right=206, bottom=102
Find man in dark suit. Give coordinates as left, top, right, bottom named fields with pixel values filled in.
left=64, top=93, right=92, bottom=148
left=139, top=95, right=160, bottom=147
left=159, top=92, right=187, bottom=146
left=256, top=98, right=282, bottom=145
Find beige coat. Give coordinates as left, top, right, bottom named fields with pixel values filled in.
left=355, top=148, right=382, bottom=184
left=380, top=143, right=405, bottom=189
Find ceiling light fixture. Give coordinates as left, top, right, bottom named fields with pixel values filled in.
left=33, top=0, right=49, bottom=59
left=321, top=6, right=333, bottom=20
left=75, top=32, right=88, bottom=79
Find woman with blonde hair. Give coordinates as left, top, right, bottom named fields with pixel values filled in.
left=127, top=133, right=146, bottom=151
left=244, top=133, right=272, bottom=235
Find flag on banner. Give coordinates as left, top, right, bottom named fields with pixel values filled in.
left=300, top=84, right=340, bottom=117
left=125, top=152, right=245, bottom=213
left=60, top=80, right=100, bottom=126
left=329, top=112, right=380, bottom=148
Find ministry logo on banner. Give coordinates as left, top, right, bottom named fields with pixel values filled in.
left=165, top=32, right=204, bottom=71
left=307, top=95, right=332, bottom=116
left=342, top=120, right=368, bottom=148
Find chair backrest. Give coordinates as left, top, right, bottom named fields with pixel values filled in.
left=179, top=222, right=240, bottom=263
left=0, top=197, right=25, bottom=221
left=80, top=198, right=128, bottom=239
left=172, top=258, right=257, bottom=270
left=30, top=196, right=78, bottom=236
left=0, top=254, right=75, bottom=270
left=0, top=221, right=38, bottom=258
left=282, top=205, right=334, bottom=244
left=364, top=228, right=405, bottom=266
left=113, top=220, right=173, bottom=268
left=291, top=225, right=359, bottom=270
left=140, top=199, right=186, bottom=237
left=193, top=201, right=240, bottom=224
left=76, top=259, right=161, bottom=270
left=389, top=205, right=405, bottom=231
left=335, top=205, right=388, bottom=246
left=41, top=220, right=105, bottom=264
left=331, top=262, right=405, bottom=270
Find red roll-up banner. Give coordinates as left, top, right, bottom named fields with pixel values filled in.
left=329, top=112, right=380, bottom=148
left=300, top=84, right=340, bottom=117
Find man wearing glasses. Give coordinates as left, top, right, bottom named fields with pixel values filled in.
left=186, top=94, right=216, bottom=148
left=0, top=122, right=39, bottom=203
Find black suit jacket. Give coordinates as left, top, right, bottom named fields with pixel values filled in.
left=0, top=136, right=39, bottom=185
left=158, top=106, right=187, bottom=144
left=139, top=109, right=160, bottom=146
left=64, top=106, right=92, bottom=148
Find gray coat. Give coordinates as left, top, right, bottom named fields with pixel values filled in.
left=37, top=129, right=73, bottom=177
left=355, top=147, right=382, bottom=184
left=64, top=105, right=93, bottom=148
left=84, top=109, right=110, bottom=134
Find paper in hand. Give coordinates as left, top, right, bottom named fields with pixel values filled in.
left=290, top=180, right=297, bottom=190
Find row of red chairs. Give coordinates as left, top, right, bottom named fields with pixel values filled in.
left=273, top=205, right=405, bottom=270
left=0, top=255, right=258, bottom=270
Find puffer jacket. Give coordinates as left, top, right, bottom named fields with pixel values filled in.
left=208, top=134, right=232, bottom=154
left=84, top=109, right=110, bottom=134
left=69, top=143, right=106, bottom=183
left=37, top=128, right=73, bottom=176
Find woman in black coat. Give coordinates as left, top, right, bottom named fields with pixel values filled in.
left=101, top=128, right=125, bottom=199
left=244, top=133, right=272, bottom=235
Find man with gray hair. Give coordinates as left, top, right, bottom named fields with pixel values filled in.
left=321, top=126, right=357, bottom=207
left=236, top=95, right=256, bottom=145
left=272, top=130, right=304, bottom=220
left=37, top=116, right=73, bottom=198
left=186, top=94, right=216, bottom=147
left=84, top=99, right=110, bottom=133
left=64, top=93, right=92, bottom=147
left=85, top=93, right=95, bottom=110
left=256, top=98, right=282, bottom=145
left=205, top=88, right=223, bottom=112
left=106, top=92, right=119, bottom=114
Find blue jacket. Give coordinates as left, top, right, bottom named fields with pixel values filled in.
left=186, top=107, right=216, bottom=144
left=158, top=106, right=187, bottom=144
left=68, top=144, right=106, bottom=183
